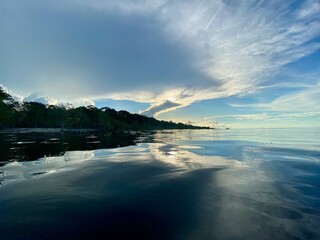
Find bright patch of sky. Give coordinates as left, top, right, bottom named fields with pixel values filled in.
left=1, top=0, right=320, bottom=128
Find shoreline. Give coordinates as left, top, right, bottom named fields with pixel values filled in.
left=0, top=127, right=212, bottom=134
left=0, top=128, right=99, bottom=134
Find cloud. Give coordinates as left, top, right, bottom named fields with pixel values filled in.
left=296, top=0, right=320, bottom=19
left=23, top=92, right=94, bottom=107
left=140, top=100, right=181, bottom=117
left=71, top=0, right=168, bottom=13
left=23, top=92, right=57, bottom=105
left=0, top=84, right=23, bottom=102
left=0, top=0, right=320, bottom=116
left=205, top=113, right=270, bottom=121
left=205, top=111, right=320, bottom=122
left=268, top=85, right=320, bottom=112
left=229, top=82, right=320, bottom=112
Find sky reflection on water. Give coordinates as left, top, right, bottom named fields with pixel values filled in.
left=0, top=128, right=319, bottom=239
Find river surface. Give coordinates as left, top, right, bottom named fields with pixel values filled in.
left=0, top=128, right=319, bottom=240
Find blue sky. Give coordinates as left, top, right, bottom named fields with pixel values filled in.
left=1, top=0, right=320, bottom=128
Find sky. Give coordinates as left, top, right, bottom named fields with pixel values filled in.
left=1, top=0, right=320, bottom=128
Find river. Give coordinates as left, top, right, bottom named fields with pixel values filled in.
left=0, top=128, right=319, bottom=239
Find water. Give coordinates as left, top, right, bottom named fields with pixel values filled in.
left=0, top=128, right=319, bottom=240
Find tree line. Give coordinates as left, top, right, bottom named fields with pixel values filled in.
left=0, top=87, right=209, bottom=131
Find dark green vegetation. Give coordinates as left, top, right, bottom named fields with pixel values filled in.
left=0, top=87, right=208, bottom=130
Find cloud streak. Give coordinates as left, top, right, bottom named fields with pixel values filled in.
left=140, top=100, right=181, bottom=117
left=229, top=82, right=320, bottom=113
left=205, top=111, right=320, bottom=122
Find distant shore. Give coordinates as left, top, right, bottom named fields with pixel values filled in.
left=0, top=128, right=99, bottom=134
left=0, top=127, right=212, bottom=134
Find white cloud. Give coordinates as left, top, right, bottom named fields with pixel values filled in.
left=24, top=92, right=58, bottom=105
left=162, top=0, right=320, bottom=86
left=63, top=98, right=95, bottom=108
left=22, top=92, right=94, bottom=107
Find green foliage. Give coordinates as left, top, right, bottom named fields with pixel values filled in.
left=0, top=87, right=209, bottom=130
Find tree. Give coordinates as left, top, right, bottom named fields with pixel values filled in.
left=23, top=102, right=47, bottom=128
left=0, top=87, right=15, bottom=128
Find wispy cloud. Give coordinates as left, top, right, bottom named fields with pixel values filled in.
left=206, top=113, right=270, bottom=121
left=229, top=82, right=320, bottom=112
left=1, top=0, right=320, bottom=116
left=160, top=0, right=320, bottom=86
left=296, top=0, right=320, bottom=19
left=87, top=0, right=320, bottom=115
left=205, top=111, right=320, bottom=121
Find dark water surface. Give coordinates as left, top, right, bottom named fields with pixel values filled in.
left=0, top=128, right=319, bottom=239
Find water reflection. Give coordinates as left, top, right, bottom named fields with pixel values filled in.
left=0, top=131, right=139, bottom=164
left=0, top=129, right=319, bottom=239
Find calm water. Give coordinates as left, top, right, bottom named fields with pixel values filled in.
left=0, top=128, right=319, bottom=240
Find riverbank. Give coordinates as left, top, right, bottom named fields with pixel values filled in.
left=0, top=128, right=99, bottom=134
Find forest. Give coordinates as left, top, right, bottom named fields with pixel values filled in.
left=0, top=87, right=208, bottom=131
